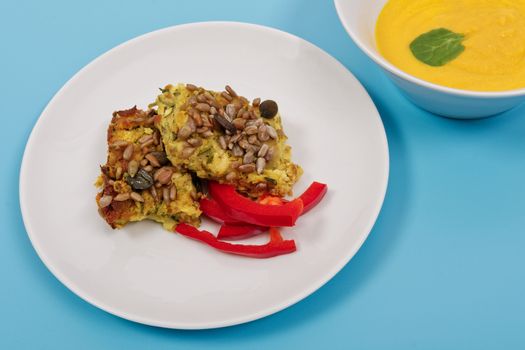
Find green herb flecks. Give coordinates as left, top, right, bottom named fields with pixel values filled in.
left=410, top=28, right=465, bottom=67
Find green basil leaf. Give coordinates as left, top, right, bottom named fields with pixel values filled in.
left=410, top=28, right=465, bottom=67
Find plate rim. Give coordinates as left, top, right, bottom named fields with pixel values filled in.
left=19, top=21, right=390, bottom=329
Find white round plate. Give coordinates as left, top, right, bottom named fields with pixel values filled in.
left=20, top=22, right=389, bottom=329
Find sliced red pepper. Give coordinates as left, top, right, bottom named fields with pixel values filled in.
left=298, top=181, right=327, bottom=214
left=199, top=197, right=243, bottom=225
left=175, top=223, right=296, bottom=258
left=217, top=224, right=267, bottom=240
left=208, top=182, right=303, bottom=227
left=269, top=227, right=283, bottom=242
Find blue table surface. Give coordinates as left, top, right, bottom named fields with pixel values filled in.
left=2, top=0, right=524, bottom=349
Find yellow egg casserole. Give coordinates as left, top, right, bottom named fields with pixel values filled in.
left=96, top=84, right=302, bottom=230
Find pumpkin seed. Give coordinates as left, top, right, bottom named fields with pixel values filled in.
left=99, top=195, right=112, bottom=208
left=259, top=100, right=278, bottom=119
left=126, top=168, right=154, bottom=190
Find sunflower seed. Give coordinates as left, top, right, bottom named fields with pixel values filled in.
left=225, top=85, right=238, bottom=98
left=186, top=83, right=197, bottom=91
left=192, top=111, right=203, bottom=127
left=130, top=192, right=144, bottom=202
left=114, top=193, right=130, bottom=201
left=236, top=108, right=245, bottom=119
left=219, top=136, right=227, bottom=150
left=238, top=164, right=256, bottom=173
left=209, top=106, right=217, bottom=115
left=150, top=186, right=158, bottom=201
left=197, top=94, right=207, bottom=103
left=226, top=104, right=237, bottom=119
left=145, top=153, right=160, bottom=167
left=140, top=138, right=154, bottom=148
left=122, top=144, right=134, bottom=160
left=163, top=187, right=170, bottom=204
left=140, top=158, right=148, bottom=166
left=258, top=143, right=269, bottom=157
left=221, top=91, right=233, bottom=101
left=256, top=157, right=266, bottom=174
left=201, top=114, right=212, bottom=127
left=252, top=97, right=261, bottom=107
left=258, top=125, right=270, bottom=141
left=169, top=185, right=177, bottom=201
left=152, top=131, right=160, bottom=145
left=238, top=139, right=251, bottom=150
left=195, top=103, right=211, bottom=112
left=187, top=138, right=203, bottom=147
left=187, top=117, right=196, bottom=132
left=265, top=146, right=275, bottom=161
left=115, top=166, right=123, bottom=179
left=181, top=147, right=195, bottom=158
left=156, top=167, right=173, bottom=185
left=247, top=135, right=258, bottom=144
left=249, top=144, right=260, bottom=153
left=243, top=152, right=255, bottom=164
left=230, top=133, right=242, bottom=144
left=244, top=125, right=258, bottom=135
left=110, top=140, right=129, bottom=148
left=233, top=118, right=246, bottom=130
left=266, top=125, right=278, bottom=139
left=127, top=160, right=139, bottom=177
left=99, top=195, right=112, bottom=208
left=232, top=145, right=244, bottom=157
left=143, top=165, right=153, bottom=172
left=138, top=135, right=153, bottom=144
left=177, top=125, right=192, bottom=140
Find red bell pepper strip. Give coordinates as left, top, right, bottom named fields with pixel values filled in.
left=208, top=182, right=303, bottom=227
left=298, top=181, right=327, bottom=214
left=199, top=197, right=243, bottom=225
left=217, top=224, right=267, bottom=240
left=175, top=223, right=296, bottom=258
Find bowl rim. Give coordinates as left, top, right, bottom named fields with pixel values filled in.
left=334, top=0, right=525, bottom=99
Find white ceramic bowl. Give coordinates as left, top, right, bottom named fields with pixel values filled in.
left=334, top=0, right=525, bottom=119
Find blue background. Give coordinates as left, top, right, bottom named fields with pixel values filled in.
left=2, top=0, right=524, bottom=349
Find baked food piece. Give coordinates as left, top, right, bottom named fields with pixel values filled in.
left=95, top=106, right=201, bottom=229
left=152, top=83, right=302, bottom=197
